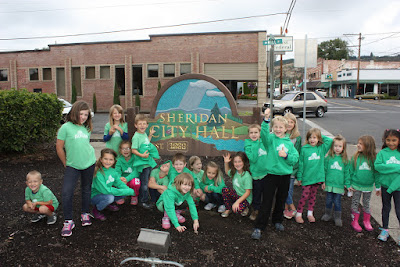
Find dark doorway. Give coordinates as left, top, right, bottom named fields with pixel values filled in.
left=132, top=65, right=143, bottom=95
left=115, top=66, right=125, bottom=95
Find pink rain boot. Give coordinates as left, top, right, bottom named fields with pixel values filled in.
left=363, top=211, right=373, bottom=231
left=351, top=211, right=362, bottom=232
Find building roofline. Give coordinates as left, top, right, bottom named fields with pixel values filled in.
left=0, top=30, right=266, bottom=53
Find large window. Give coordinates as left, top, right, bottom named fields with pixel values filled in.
left=85, top=66, right=95, bottom=79
left=164, top=64, right=175, bottom=78
left=147, top=64, right=159, bottom=78
left=115, top=66, right=125, bottom=96
left=132, top=65, right=143, bottom=95
left=0, top=69, right=8, bottom=81
left=180, top=63, right=191, bottom=75
left=100, top=66, right=110, bottom=79
left=43, top=68, right=52, bottom=80
left=29, top=68, right=39, bottom=81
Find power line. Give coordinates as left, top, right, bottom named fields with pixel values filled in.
left=0, top=0, right=218, bottom=14
left=282, top=0, right=296, bottom=33
left=0, top=13, right=287, bottom=41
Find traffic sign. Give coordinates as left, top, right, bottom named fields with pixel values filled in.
left=264, top=36, right=293, bottom=52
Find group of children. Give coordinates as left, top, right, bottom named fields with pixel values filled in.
left=23, top=101, right=400, bottom=245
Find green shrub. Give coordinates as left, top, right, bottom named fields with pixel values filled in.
left=135, top=93, right=140, bottom=108
left=93, top=93, right=97, bottom=113
left=71, top=84, right=77, bottom=104
left=0, top=89, right=63, bottom=153
left=158, top=80, right=161, bottom=91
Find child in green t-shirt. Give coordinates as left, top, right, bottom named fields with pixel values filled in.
left=131, top=114, right=156, bottom=209
left=148, top=161, right=171, bottom=202
left=103, top=104, right=129, bottom=155
left=244, top=124, right=268, bottom=221
left=198, top=161, right=226, bottom=213
left=23, top=171, right=58, bottom=225
left=115, top=140, right=141, bottom=206
left=156, top=173, right=199, bottom=232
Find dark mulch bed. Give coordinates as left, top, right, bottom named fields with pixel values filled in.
left=1, top=148, right=400, bottom=266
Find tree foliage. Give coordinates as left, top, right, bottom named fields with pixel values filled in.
left=71, top=84, right=77, bottom=104
left=92, top=93, right=97, bottom=113
left=318, top=38, right=351, bottom=60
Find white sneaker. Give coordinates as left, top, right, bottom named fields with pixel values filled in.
left=217, top=205, right=226, bottom=213
left=204, top=203, right=217, bottom=211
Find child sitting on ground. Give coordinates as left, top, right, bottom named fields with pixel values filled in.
left=91, top=149, right=135, bottom=221
left=148, top=161, right=171, bottom=203
left=22, top=170, right=59, bottom=225
left=115, top=140, right=141, bottom=205
left=199, top=161, right=226, bottom=212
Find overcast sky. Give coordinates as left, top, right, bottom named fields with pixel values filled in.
left=1, top=0, right=399, bottom=58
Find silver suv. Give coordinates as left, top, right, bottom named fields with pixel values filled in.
left=263, top=91, right=328, bottom=118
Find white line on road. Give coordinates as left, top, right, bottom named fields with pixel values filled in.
left=299, top=118, right=335, bottom=138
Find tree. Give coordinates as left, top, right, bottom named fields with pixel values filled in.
left=135, top=92, right=140, bottom=108
left=318, top=38, right=351, bottom=60
left=92, top=93, right=97, bottom=113
left=158, top=80, right=162, bottom=91
left=113, top=82, right=120, bottom=105
left=71, top=84, right=77, bottom=104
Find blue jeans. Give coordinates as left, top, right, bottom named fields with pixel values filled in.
left=139, top=167, right=151, bottom=203
left=149, top=188, right=161, bottom=203
left=325, top=192, right=342, bottom=211
left=252, top=177, right=266, bottom=211
left=91, top=194, right=124, bottom=211
left=285, top=178, right=295, bottom=205
left=381, top=187, right=400, bottom=229
left=205, top=192, right=224, bottom=206
left=62, top=164, right=95, bottom=220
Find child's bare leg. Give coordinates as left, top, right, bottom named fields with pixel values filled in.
left=22, top=204, right=38, bottom=214
left=38, top=205, right=53, bottom=216
left=289, top=204, right=296, bottom=210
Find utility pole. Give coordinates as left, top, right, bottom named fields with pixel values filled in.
left=280, top=27, right=283, bottom=95
left=356, top=33, right=362, bottom=95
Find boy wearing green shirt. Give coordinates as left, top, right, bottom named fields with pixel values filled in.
left=252, top=108, right=299, bottom=240
left=245, top=124, right=268, bottom=221
left=23, top=171, right=58, bottom=225
left=131, top=114, right=156, bottom=209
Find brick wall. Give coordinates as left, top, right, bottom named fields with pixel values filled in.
left=0, top=31, right=262, bottom=112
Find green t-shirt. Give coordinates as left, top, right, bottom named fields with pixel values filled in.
left=57, top=122, right=96, bottom=170
left=199, top=175, right=226, bottom=194
left=91, top=167, right=134, bottom=198
left=374, top=147, right=400, bottom=191
left=228, top=170, right=253, bottom=204
left=150, top=168, right=170, bottom=186
left=156, top=184, right=198, bottom=228
left=25, top=184, right=59, bottom=210
left=244, top=139, right=268, bottom=180
left=192, top=170, right=204, bottom=185
left=115, top=155, right=139, bottom=182
left=131, top=132, right=151, bottom=169
left=104, top=122, right=128, bottom=155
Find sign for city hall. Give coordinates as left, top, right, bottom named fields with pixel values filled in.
left=148, top=74, right=255, bottom=156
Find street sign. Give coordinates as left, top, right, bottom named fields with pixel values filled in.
left=263, top=39, right=283, bottom=45
left=264, top=36, right=293, bottom=52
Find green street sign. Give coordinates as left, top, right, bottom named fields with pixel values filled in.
left=263, top=39, right=283, bottom=45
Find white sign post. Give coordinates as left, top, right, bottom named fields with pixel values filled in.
left=294, top=36, right=318, bottom=138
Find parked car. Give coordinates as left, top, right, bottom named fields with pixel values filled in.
left=59, top=98, right=94, bottom=123
left=316, top=89, right=327, bottom=97
left=354, top=92, right=384, bottom=100
left=263, top=91, right=328, bottom=118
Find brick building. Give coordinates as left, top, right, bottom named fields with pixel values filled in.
left=0, top=31, right=267, bottom=112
